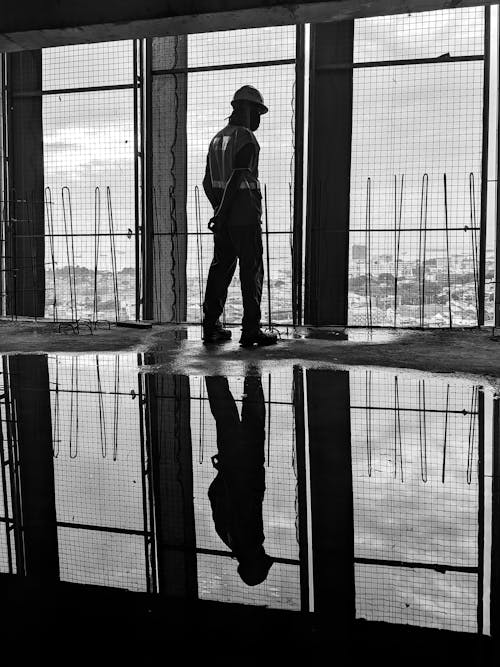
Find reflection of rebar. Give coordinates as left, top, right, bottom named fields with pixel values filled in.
left=467, top=386, right=478, bottom=485
left=61, top=187, right=78, bottom=321
left=366, top=370, right=372, bottom=477
left=69, top=356, right=79, bottom=459
left=267, top=373, right=272, bottom=467
left=52, top=355, right=60, bottom=458
left=194, top=185, right=204, bottom=329
left=418, top=380, right=427, bottom=483
left=96, top=355, right=107, bottom=458
left=393, top=175, right=404, bottom=328
left=113, top=356, right=120, bottom=461
left=441, top=384, right=450, bottom=484
left=198, top=377, right=205, bottom=464
left=469, top=173, right=480, bottom=325
left=106, top=187, right=119, bottom=323
left=443, top=174, right=453, bottom=328
left=394, top=376, right=403, bottom=482
left=418, top=174, right=429, bottom=328
left=365, top=178, right=372, bottom=328
left=44, top=187, right=58, bottom=322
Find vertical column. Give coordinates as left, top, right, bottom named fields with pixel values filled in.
left=306, top=369, right=354, bottom=620
left=305, top=21, right=354, bottom=325
left=146, top=372, right=197, bottom=598
left=491, top=397, right=500, bottom=637
left=145, top=36, right=188, bottom=323
left=6, top=50, right=45, bottom=317
left=9, top=355, right=58, bottom=579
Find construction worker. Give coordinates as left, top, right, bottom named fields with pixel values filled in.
left=201, top=85, right=278, bottom=347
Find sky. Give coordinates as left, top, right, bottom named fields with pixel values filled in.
left=39, top=7, right=491, bottom=276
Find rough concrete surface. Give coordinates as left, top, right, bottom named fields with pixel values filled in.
left=2, top=319, right=500, bottom=385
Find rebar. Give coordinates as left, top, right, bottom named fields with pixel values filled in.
left=418, top=174, right=429, bottom=328
left=443, top=174, right=453, bottom=328
left=469, top=172, right=480, bottom=325
left=106, top=186, right=120, bottom=323
left=44, top=187, right=58, bottom=322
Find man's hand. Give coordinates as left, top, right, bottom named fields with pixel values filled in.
left=208, top=212, right=224, bottom=234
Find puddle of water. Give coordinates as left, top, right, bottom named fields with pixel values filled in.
left=0, top=352, right=496, bottom=640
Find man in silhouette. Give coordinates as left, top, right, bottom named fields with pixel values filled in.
left=205, top=372, right=273, bottom=586
left=202, top=86, right=278, bottom=348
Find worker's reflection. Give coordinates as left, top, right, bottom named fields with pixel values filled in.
left=205, top=373, right=273, bottom=586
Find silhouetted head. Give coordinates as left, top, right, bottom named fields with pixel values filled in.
left=229, top=85, right=268, bottom=131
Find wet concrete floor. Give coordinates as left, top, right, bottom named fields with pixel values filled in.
left=0, top=349, right=497, bottom=663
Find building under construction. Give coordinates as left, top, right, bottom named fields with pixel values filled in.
left=0, top=1, right=500, bottom=664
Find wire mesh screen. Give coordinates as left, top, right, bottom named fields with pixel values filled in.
left=350, top=370, right=481, bottom=632
left=42, top=42, right=138, bottom=323
left=349, top=8, right=486, bottom=327
left=189, top=370, right=301, bottom=610
left=353, top=8, right=485, bottom=62
left=150, top=27, right=295, bottom=326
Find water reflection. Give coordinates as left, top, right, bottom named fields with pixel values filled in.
left=0, top=353, right=497, bottom=640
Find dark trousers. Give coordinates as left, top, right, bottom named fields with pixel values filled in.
left=205, top=375, right=266, bottom=561
left=203, top=224, right=263, bottom=333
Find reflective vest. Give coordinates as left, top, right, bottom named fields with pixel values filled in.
left=208, top=125, right=261, bottom=192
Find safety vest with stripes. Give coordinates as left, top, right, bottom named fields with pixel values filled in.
left=208, top=124, right=261, bottom=192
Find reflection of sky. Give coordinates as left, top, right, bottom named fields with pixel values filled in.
left=40, top=8, right=487, bottom=270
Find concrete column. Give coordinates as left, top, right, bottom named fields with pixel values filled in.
left=6, top=50, right=45, bottom=317
left=306, top=369, right=354, bottom=620
left=9, top=355, right=58, bottom=579
left=145, top=36, right=188, bottom=322
left=146, top=373, right=197, bottom=598
left=491, top=398, right=500, bottom=637
left=305, top=21, right=354, bottom=325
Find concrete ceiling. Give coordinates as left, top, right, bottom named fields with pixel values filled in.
left=0, top=0, right=494, bottom=52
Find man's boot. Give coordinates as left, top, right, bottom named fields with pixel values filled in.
left=239, top=329, right=278, bottom=348
left=202, top=320, right=232, bottom=344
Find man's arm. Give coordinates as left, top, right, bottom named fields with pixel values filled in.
left=209, top=143, right=255, bottom=229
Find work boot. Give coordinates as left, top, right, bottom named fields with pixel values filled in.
left=239, top=329, right=278, bottom=348
left=202, top=321, right=232, bottom=344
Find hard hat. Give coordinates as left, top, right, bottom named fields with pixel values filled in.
left=231, top=85, right=268, bottom=114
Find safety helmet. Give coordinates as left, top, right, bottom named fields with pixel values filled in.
left=231, top=85, right=268, bottom=114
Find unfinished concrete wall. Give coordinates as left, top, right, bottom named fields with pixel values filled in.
left=5, top=50, right=45, bottom=317
left=146, top=36, right=188, bottom=322
left=305, top=21, right=354, bottom=325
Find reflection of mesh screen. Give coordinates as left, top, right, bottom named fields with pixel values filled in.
left=355, top=564, right=477, bottom=632
left=48, top=354, right=150, bottom=591
left=350, top=369, right=480, bottom=632
left=349, top=8, right=485, bottom=327
left=58, top=527, right=146, bottom=591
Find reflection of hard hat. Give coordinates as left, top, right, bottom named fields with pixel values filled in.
left=231, top=85, right=268, bottom=114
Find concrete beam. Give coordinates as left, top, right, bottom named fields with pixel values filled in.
left=0, top=0, right=496, bottom=52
